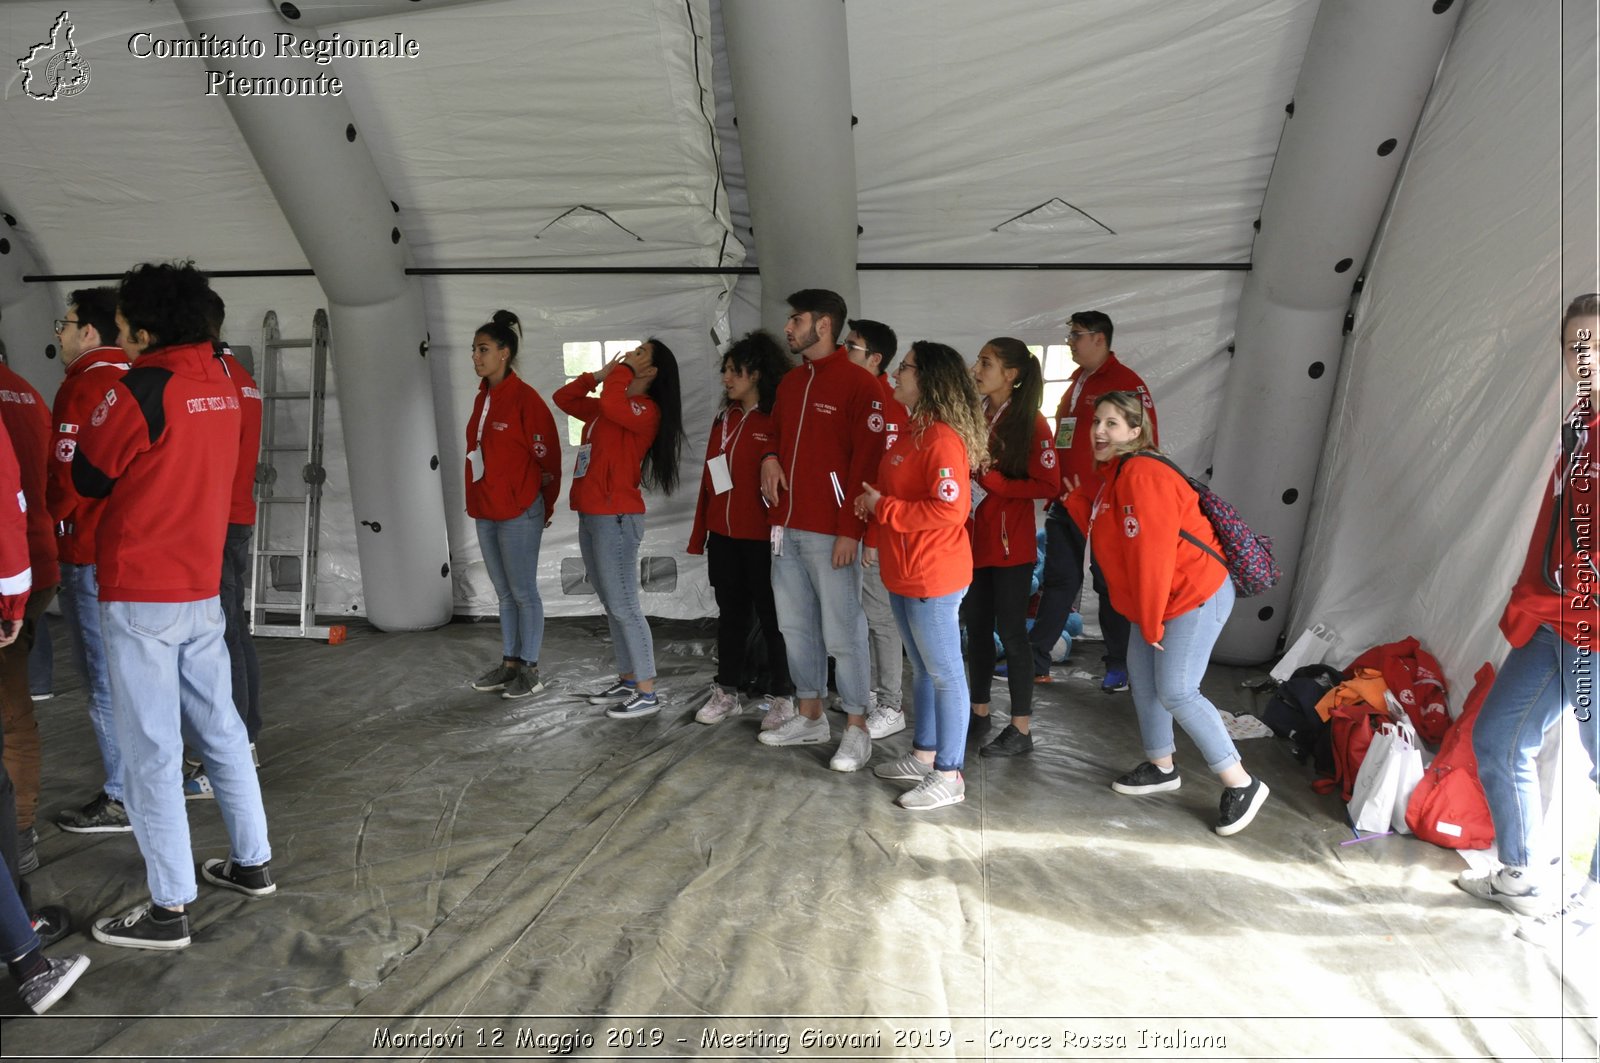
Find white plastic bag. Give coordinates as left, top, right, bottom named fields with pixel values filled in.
left=1271, top=622, right=1338, bottom=683
left=1348, top=716, right=1421, bottom=833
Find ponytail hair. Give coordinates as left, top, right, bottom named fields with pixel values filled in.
left=641, top=337, right=687, bottom=495
left=475, top=309, right=522, bottom=364
left=985, top=337, right=1045, bottom=479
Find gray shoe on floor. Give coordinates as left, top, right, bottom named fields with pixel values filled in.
left=829, top=725, right=873, bottom=772
left=58, top=791, right=133, bottom=834
left=501, top=669, right=544, bottom=699
left=898, top=771, right=965, bottom=810
left=471, top=663, right=518, bottom=692
left=873, top=753, right=932, bottom=782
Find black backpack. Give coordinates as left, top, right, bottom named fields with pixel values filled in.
left=1262, top=664, right=1345, bottom=774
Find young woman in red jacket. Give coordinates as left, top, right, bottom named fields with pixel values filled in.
left=965, top=338, right=1060, bottom=757
left=465, top=310, right=562, bottom=701
left=686, top=331, right=795, bottom=724
left=1074, top=391, right=1269, bottom=836
left=855, top=341, right=988, bottom=810
left=553, top=340, right=685, bottom=720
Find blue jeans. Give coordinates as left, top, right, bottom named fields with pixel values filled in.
left=578, top=513, right=654, bottom=681
left=890, top=590, right=969, bottom=772
left=59, top=563, right=122, bottom=803
left=0, top=853, right=38, bottom=965
left=1474, top=625, right=1599, bottom=881
left=101, top=598, right=272, bottom=908
left=1126, top=580, right=1240, bottom=773
left=770, top=528, right=870, bottom=711
left=476, top=498, right=547, bottom=664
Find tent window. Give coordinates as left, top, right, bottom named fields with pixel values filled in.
left=561, top=339, right=642, bottom=445
left=1031, top=343, right=1075, bottom=432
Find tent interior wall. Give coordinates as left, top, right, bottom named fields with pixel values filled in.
left=0, top=0, right=1593, bottom=681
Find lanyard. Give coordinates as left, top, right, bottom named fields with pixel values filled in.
left=475, top=392, right=492, bottom=449
left=720, top=405, right=751, bottom=453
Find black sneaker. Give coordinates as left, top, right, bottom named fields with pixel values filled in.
left=980, top=723, right=1034, bottom=758
left=587, top=681, right=637, bottom=704
left=1215, top=777, right=1270, bottom=836
left=1111, top=761, right=1182, bottom=795
left=19, top=954, right=89, bottom=1015
left=17, top=825, right=39, bottom=874
left=92, top=902, right=191, bottom=950
left=967, top=712, right=993, bottom=744
left=59, top=790, right=134, bottom=834
left=200, top=858, right=277, bottom=898
left=31, top=904, right=71, bottom=948
left=471, top=663, right=518, bottom=692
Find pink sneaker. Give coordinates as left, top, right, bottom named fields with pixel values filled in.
left=759, top=695, right=797, bottom=732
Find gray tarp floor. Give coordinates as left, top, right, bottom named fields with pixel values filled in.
left=1, top=616, right=1595, bottom=1062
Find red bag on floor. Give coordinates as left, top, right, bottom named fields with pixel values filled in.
left=1348, top=636, right=1451, bottom=743
left=1313, top=698, right=1389, bottom=801
left=1405, top=662, right=1496, bottom=850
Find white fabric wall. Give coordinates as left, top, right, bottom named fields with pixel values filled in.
left=1291, top=0, right=1599, bottom=696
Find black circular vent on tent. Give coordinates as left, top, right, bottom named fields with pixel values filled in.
left=1257, top=606, right=1275, bottom=622
left=440, top=563, right=450, bottom=577
left=391, top=227, right=401, bottom=244
left=45, top=345, right=56, bottom=360
left=0, top=239, right=9, bottom=255
left=345, top=124, right=357, bottom=142
left=1432, top=0, right=1454, bottom=13
left=1377, top=138, right=1398, bottom=157
left=1282, top=488, right=1299, bottom=505
left=1308, top=361, right=1325, bottom=379
left=1335, top=258, right=1353, bottom=273
left=429, top=455, right=439, bottom=471
left=279, top=3, right=301, bottom=19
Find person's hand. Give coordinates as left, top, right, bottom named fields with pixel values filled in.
left=1059, top=473, right=1081, bottom=503
left=1150, top=641, right=1164, bottom=652
left=862, top=546, right=878, bottom=568
left=832, top=535, right=859, bottom=569
left=760, top=456, right=787, bottom=505
left=854, top=482, right=881, bottom=522
left=621, top=345, right=654, bottom=377
left=0, top=619, right=20, bottom=649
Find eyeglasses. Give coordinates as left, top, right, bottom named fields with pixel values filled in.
left=896, top=361, right=918, bottom=374
left=1066, top=329, right=1099, bottom=343
left=845, top=342, right=871, bottom=355
left=54, top=318, right=82, bottom=333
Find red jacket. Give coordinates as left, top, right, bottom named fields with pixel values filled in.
left=1079, top=452, right=1227, bottom=644
left=219, top=346, right=263, bottom=527
left=552, top=368, right=659, bottom=516
left=767, top=346, right=884, bottom=539
left=47, top=346, right=130, bottom=565
left=871, top=421, right=973, bottom=598
left=873, top=372, right=911, bottom=457
left=970, top=411, right=1061, bottom=569
left=73, top=341, right=241, bottom=602
left=1501, top=401, right=1600, bottom=649
left=687, top=404, right=778, bottom=551
left=0, top=363, right=59, bottom=588
left=465, top=370, right=562, bottom=521
left=1052, top=352, right=1157, bottom=499
left=0, top=424, right=30, bottom=622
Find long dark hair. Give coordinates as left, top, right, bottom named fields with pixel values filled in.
left=984, top=337, right=1045, bottom=479
left=641, top=337, right=686, bottom=494
left=721, top=330, right=792, bottom=413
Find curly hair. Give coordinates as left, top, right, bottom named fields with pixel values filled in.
left=118, top=261, right=214, bottom=350
left=720, top=330, right=792, bottom=414
left=905, top=340, right=988, bottom=469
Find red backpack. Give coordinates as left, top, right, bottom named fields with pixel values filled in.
left=1405, top=663, right=1496, bottom=850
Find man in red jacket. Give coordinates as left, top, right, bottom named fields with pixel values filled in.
left=0, top=345, right=60, bottom=874
left=758, top=289, right=883, bottom=772
left=47, top=288, right=134, bottom=836
left=1029, top=311, right=1156, bottom=691
left=75, top=263, right=274, bottom=951
left=843, top=318, right=908, bottom=740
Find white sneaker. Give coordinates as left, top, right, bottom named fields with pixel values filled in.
left=695, top=686, right=742, bottom=725
left=1517, top=887, right=1595, bottom=946
left=866, top=704, right=906, bottom=739
left=873, top=753, right=932, bottom=782
left=898, top=771, right=965, bottom=810
left=829, top=724, right=872, bottom=772
left=760, top=695, right=798, bottom=732
left=1456, top=867, right=1548, bottom=918
left=758, top=712, right=829, bottom=746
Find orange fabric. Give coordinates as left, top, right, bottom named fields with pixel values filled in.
left=871, top=421, right=973, bottom=599
left=1313, top=668, right=1389, bottom=724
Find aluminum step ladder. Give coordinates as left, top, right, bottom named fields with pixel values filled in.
left=250, top=309, right=342, bottom=641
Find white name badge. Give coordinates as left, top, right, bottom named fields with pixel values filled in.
left=1055, top=416, right=1077, bottom=449
left=707, top=453, right=733, bottom=495
left=970, top=479, right=987, bottom=515
left=467, top=448, right=485, bottom=483
left=573, top=443, right=593, bottom=479
left=770, top=525, right=784, bottom=557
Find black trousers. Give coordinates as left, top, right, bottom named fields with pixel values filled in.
left=963, top=563, right=1036, bottom=716
left=707, top=532, right=793, bottom=697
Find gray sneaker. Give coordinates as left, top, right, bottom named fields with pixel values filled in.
left=1456, top=867, right=1547, bottom=917
left=898, top=771, right=966, bottom=810
left=471, top=663, right=518, bottom=692
left=757, top=712, right=829, bottom=747
left=501, top=669, right=544, bottom=699
left=828, top=724, right=873, bottom=772
left=19, top=954, right=89, bottom=1015
left=58, top=791, right=133, bottom=834
left=873, top=753, right=932, bottom=782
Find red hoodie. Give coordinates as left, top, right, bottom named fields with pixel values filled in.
left=0, top=424, right=30, bottom=622
left=687, top=404, right=778, bottom=551
left=47, top=346, right=130, bottom=565
left=1500, top=401, right=1600, bottom=649
left=767, top=347, right=883, bottom=539
left=871, top=421, right=973, bottom=598
left=873, top=372, right=911, bottom=456
left=465, top=370, right=562, bottom=521
left=219, top=345, right=263, bottom=527
left=73, top=341, right=241, bottom=602
left=0, top=363, right=59, bottom=589
left=1080, top=453, right=1227, bottom=644
left=552, top=368, right=659, bottom=516
left=970, top=410, right=1060, bottom=568
left=1052, top=352, right=1157, bottom=498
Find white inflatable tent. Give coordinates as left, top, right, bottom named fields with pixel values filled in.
left=0, top=0, right=1594, bottom=699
